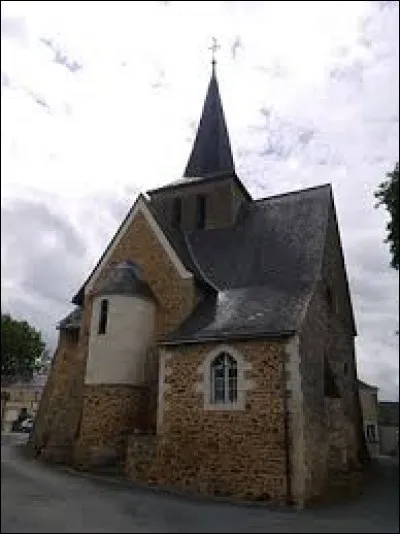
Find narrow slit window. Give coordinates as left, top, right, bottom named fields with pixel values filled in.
left=196, top=194, right=206, bottom=229
left=98, top=299, right=109, bottom=335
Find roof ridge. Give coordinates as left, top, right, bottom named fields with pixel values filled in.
left=255, top=183, right=332, bottom=203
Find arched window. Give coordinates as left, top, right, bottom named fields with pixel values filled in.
left=210, top=352, right=237, bottom=404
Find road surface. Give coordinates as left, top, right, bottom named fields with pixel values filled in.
left=1, top=434, right=398, bottom=533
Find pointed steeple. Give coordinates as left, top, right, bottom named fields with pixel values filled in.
left=184, top=61, right=235, bottom=178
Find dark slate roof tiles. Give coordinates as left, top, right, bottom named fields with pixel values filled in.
left=161, top=184, right=332, bottom=343
left=183, top=69, right=235, bottom=178
left=95, top=260, right=156, bottom=301
left=57, top=307, right=82, bottom=331
left=161, top=284, right=308, bottom=345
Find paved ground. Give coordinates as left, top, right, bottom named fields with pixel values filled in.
left=1, top=434, right=398, bottom=533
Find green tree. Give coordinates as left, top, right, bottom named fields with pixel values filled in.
left=375, top=162, right=399, bottom=270
left=1, top=313, right=46, bottom=383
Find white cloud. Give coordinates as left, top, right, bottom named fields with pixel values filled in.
left=1, top=0, right=398, bottom=400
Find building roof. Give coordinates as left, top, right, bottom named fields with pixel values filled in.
left=161, top=184, right=332, bottom=344
left=57, top=307, right=82, bottom=331
left=71, top=195, right=202, bottom=306
left=147, top=172, right=252, bottom=201
left=68, top=64, right=353, bottom=344
left=94, top=260, right=156, bottom=301
left=183, top=67, right=235, bottom=178
left=357, top=379, right=378, bottom=390
left=378, top=402, right=399, bottom=427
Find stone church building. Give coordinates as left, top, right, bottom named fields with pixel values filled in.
left=31, top=63, right=368, bottom=507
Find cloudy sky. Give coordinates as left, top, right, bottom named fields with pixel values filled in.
left=1, top=0, right=399, bottom=400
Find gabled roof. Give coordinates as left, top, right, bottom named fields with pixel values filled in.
left=70, top=182, right=351, bottom=344
left=161, top=184, right=333, bottom=344
left=71, top=195, right=200, bottom=306
left=183, top=67, right=235, bottom=178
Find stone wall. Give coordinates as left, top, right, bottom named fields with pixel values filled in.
left=148, top=176, right=248, bottom=232
left=87, top=209, right=198, bottom=336
left=127, top=340, right=289, bottom=504
left=299, top=286, right=364, bottom=502
left=126, top=435, right=157, bottom=482
left=358, top=385, right=380, bottom=457
left=74, top=384, right=152, bottom=468
left=32, top=202, right=202, bottom=467
left=73, top=207, right=200, bottom=464
left=298, top=204, right=367, bottom=502
left=322, top=207, right=367, bottom=466
left=30, top=329, right=85, bottom=464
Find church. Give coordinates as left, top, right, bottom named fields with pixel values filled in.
left=31, top=59, right=368, bottom=507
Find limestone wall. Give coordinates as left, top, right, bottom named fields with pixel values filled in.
left=86, top=295, right=155, bottom=386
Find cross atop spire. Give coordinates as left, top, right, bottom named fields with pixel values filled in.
left=209, top=37, right=220, bottom=72
left=183, top=42, right=235, bottom=178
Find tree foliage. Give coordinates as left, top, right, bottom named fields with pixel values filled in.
left=375, top=162, right=399, bottom=270
left=1, top=313, right=45, bottom=382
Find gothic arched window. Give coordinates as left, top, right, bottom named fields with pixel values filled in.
left=210, top=352, right=237, bottom=404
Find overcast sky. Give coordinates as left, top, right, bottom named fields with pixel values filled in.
left=1, top=1, right=399, bottom=400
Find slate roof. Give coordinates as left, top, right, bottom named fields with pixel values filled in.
left=357, top=379, right=378, bottom=390
left=94, top=260, right=156, bottom=301
left=57, top=307, right=82, bottom=331
left=161, top=184, right=332, bottom=344
left=183, top=67, right=235, bottom=178
left=147, top=172, right=251, bottom=201
left=145, top=202, right=207, bottom=284
left=378, top=402, right=399, bottom=427
left=69, top=65, right=344, bottom=344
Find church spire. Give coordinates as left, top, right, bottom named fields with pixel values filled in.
left=183, top=40, right=235, bottom=178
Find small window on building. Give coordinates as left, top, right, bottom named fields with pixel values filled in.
left=196, top=194, right=206, bottom=230
left=172, top=197, right=182, bottom=228
left=365, top=424, right=377, bottom=443
left=344, top=362, right=348, bottom=375
left=98, top=299, right=109, bottom=335
left=210, top=352, right=237, bottom=404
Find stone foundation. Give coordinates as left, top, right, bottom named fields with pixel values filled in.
left=74, top=384, right=155, bottom=468
left=125, top=435, right=157, bottom=482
